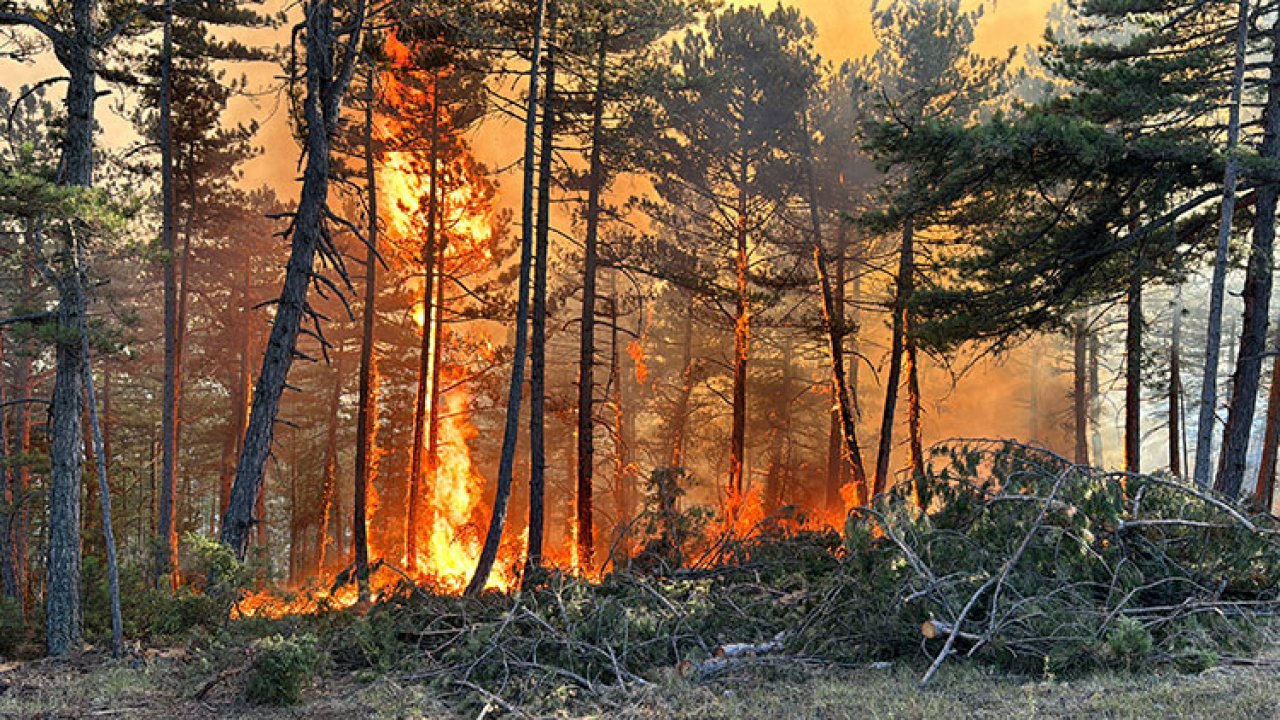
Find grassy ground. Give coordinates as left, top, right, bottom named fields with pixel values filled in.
left=3, top=648, right=1280, bottom=719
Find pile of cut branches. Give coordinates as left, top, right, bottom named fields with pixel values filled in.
left=800, top=440, right=1280, bottom=683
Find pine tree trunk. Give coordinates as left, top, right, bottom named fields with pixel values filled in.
left=1216, top=15, right=1280, bottom=499
left=46, top=2, right=98, bottom=654
left=0, top=331, right=14, bottom=603
left=810, top=211, right=867, bottom=507
left=905, top=320, right=924, bottom=484
left=1169, top=294, right=1183, bottom=476
left=81, top=322, right=123, bottom=656
left=352, top=61, right=379, bottom=603
left=874, top=217, right=914, bottom=499
left=1089, top=333, right=1104, bottom=464
left=668, top=294, right=694, bottom=468
left=155, top=0, right=180, bottom=591
left=405, top=73, right=441, bottom=572
left=316, top=367, right=340, bottom=576
left=11, top=281, right=31, bottom=611
left=576, top=35, right=608, bottom=571
left=220, top=0, right=367, bottom=560
left=528, top=3, right=558, bottom=575
left=1253, top=327, right=1280, bottom=513
left=221, top=261, right=252, bottom=518
left=729, top=158, right=751, bottom=502
left=1125, top=249, right=1143, bottom=475
left=1194, top=0, right=1251, bottom=489
left=825, top=223, right=853, bottom=510
left=1072, top=318, right=1089, bottom=466
left=466, top=0, right=547, bottom=597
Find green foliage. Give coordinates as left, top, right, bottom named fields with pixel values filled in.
left=1105, top=618, right=1153, bottom=671
left=145, top=588, right=224, bottom=637
left=184, top=532, right=254, bottom=610
left=0, top=596, right=23, bottom=657
left=820, top=441, right=1280, bottom=676
left=244, top=633, right=325, bottom=706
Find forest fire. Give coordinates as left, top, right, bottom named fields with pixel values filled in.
left=369, top=32, right=513, bottom=595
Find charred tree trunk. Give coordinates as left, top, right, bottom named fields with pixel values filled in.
left=874, top=217, right=914, bottom=499
left=1125, top=248, right=1143, bottom=475
left=220, top=0, right=367, bottom=560
left=405, top=72, right=441, bottom=572
left=1217, top=16, right=1280, bottom=499
left=1072, top=318, right=1089, bottom=466
left=528, top=3, right=558, bottom=576
left=1195, top=0, right=1251, bottom=489
left=575, top=27, right=606, bottom=576
left=352, top=61, right=379, bottom=603
left=466, top=0, right=547, bottom=597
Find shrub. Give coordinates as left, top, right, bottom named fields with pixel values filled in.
left=244, top=633, right=325, bottom=705
left=148, top=587, right=224, bottom=637
left=1105, top=617, right=1153, bottom=671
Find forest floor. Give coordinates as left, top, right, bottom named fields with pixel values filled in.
left=3, top=642, right=1280, bottom=719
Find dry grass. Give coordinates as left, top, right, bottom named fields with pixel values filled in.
left=3, top=651, right=1280, bottom=719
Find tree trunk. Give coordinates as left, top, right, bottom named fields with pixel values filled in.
left=528, top=2, right=558, bottom=576
left=316, top=367, right=340, bottom=576
left=729, top=157, right=751, bottom=502
left=11, top=280, right=32, bottom=611
left=1089, top=333, right=1104, bottom=464
left=1124, top=248, right=1143, bottom=475
left=155, top=0, right=180, bottom=590
left=765, top=338, right=794, bottom=513
left=905, top=317, right=925, bottom=485
left=1072, top=318, right=1089, bottom=466
left=825, top=223, right=853, bottom=511
left=808, top=197, right=867, bottom=507
left=45, top=5, right=98, bottom=654
left=352, top=61, right=379, bottom=603
left=1169, top=294, right=1183, bottom=476
left=668, top=293, right=694, bottom=468
left=1253, top=327, right=1280, bottom=513
left=222, top=260, right=252, bottom=518
left=1194, top=0, right=1251, bottom=489
left=220, top=0, right=366, bottom=560
left=81, top=322, right=123, bottom=656
left=874, top=217, right=914, bottom=499
left=1216, top=15, right=1280, bottom=499
left=466, top=0, right=547, bottom=597
left=0, top=331, right=14, bottom=603
left=405, top=72, right=441, bottom=572
left=576, top=35, right=608, bottom=571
